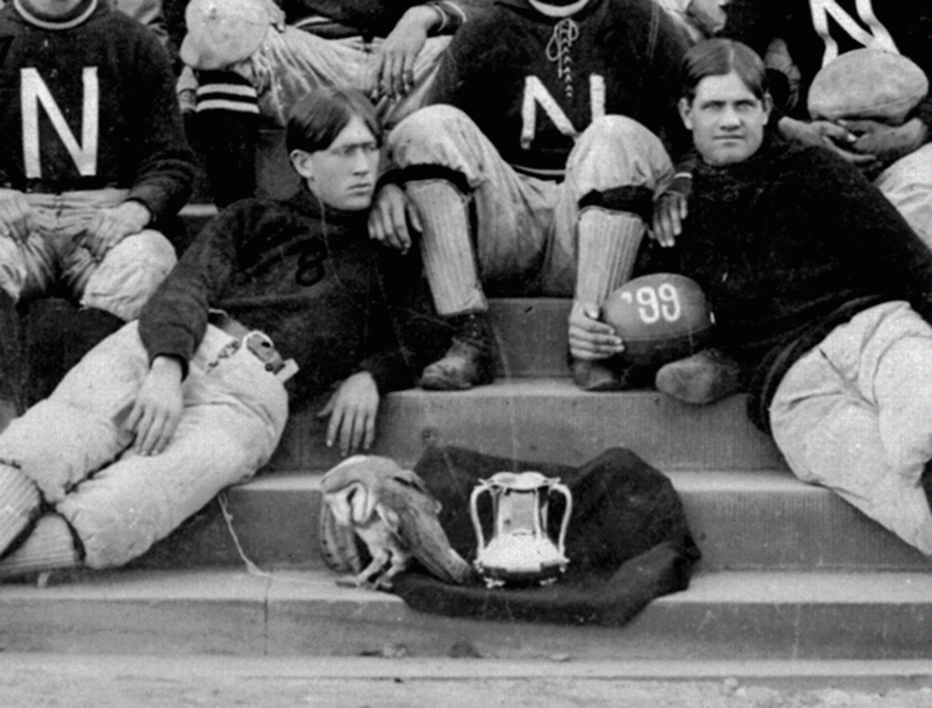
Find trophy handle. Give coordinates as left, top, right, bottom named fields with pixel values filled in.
left=551, top=482, right=573, bottom=556
left=469, top=484, right=490, bottom=553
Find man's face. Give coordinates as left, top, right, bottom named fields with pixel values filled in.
left=290, top=115, right=380, bottom=212
left=679, top=71, right=772, bottom=166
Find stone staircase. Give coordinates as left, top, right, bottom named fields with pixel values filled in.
left=2, top=280, right=932, bottom=662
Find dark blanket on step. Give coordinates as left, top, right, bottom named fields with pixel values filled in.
left=391, top=445, right=701, bottom=626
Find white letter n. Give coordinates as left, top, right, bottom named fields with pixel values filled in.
left=21, top=67, right=99, bottom=179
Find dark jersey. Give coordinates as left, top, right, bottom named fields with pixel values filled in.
left=139, top=188, right=449, bottom=402
left=427, top=0, right=689, bottom=178
left=0, top=0, right=194, bottom=222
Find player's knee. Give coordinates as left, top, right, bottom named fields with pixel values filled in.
left=583, top=115, right=644, bottom=145
left=81, top=230, right=177, bottom=320
left=389, top=104, right=472, bottom=152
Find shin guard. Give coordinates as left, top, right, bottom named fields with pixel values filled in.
left=406, top=180, right=487, bottom=316
left=575, top=208, right=646, bottom=306
left=0, top=513, right=81, bottom=579
left=0, top=464, right=40, bottom=558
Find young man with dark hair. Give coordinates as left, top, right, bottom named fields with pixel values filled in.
left=644, top=39, right=932, bottom=556
left=688, top=0, right=932, bottom=245
left=178, top=0, right=482, bottom=206
left=368, top=0, right=690, bottom=392
left=0, top=0, right=195, bottom=409
left=0, top=87, right=448, bottom=579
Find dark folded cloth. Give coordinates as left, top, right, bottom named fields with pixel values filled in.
left=390, top=445, right=701, bottom=626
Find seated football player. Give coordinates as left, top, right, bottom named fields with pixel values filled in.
left=178, top=0, right=482, bottom=206
left=0, top=87, right=449, bottom=580
left=656, top=0, right=932, bottom=246
left=0, top=0, right=195, bottom=411
left=368, top=0, right=690, bottom=391
left=641, top=38, right=932, bottom=556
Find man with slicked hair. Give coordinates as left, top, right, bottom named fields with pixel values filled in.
left=0, top=87, right=448, bottom=580
left=645, top=39, right=932, bottom=558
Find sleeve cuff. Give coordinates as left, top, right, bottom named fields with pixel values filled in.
left=127, top=183, right=171, bottom=225
left=356, top=351, right=414, bottom=393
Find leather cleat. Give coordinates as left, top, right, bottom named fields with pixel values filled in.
left=419, top=312, right=495, bottom=391
left=420, top=340, right=494, bottom=390
left=571, top=359, right=626, bottom=392
left=654, top=348, right=742, bottom=405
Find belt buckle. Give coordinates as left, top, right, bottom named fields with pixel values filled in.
left=243, top=331, right=299, bottom=382
left=244, top=331, right=283, bottom=373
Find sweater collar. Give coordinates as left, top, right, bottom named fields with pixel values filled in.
left=13, top=0, right=98, bottom=29
left=496, top=0, right=600, bottom=20
left=694, top=130, right=790, bottom=180
left=288, top=185, right=369, bottom=231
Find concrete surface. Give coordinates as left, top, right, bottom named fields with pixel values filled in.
left=2, top=654, right=932, bottom=707
left=3, top=568, right=932, bottom=659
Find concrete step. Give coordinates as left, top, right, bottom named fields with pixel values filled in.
left=129, top=468, right=932, bottom=573
left=3, top=654, right=932, bottom=708
left=268, top=382, right=785, bottom=472
left=3, top=567, right=932, bottom=660
left=179, top=202, right=218, bottom=242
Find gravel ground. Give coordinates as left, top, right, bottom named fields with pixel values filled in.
left=2, top=657, right=932, bottom=708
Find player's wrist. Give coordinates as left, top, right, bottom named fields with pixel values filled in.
left=150, top=355, right=184, bottom=380
left=122, top=199, right=153, bottom=228
left=402, top=5, right=442, bottom=32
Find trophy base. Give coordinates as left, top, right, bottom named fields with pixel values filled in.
left=476, top=561, right=567, bottom=589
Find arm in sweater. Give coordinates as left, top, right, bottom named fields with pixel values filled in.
left=833, top=158, right=932, bottom=322
left=123, top=25, right=196, bottom=224
left=137, top=201, right=258, bottom=375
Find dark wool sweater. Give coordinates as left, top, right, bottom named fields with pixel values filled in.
left=640, top=134, right=932, bottom=432
left=425, top=0, right=689, bottom=178
left=0, top=0, right=194, bottom=224
left=138, top=188, right=450, bottom=404
left=722, top=0, right=932, bottom=127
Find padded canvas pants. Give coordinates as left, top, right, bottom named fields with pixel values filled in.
left=770, top=301, right=932, bottom=555
left=0, top=322, right=288, bottom=568
left=189, top=27, right=451, bottom=129
left=386, top=105, right=674, bottom=303
left=875, top=143, right=932, bottom=250
left=0, top=188, right=176, bottom=321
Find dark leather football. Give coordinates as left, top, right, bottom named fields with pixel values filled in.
left=602, top=273, right=714, bottom=366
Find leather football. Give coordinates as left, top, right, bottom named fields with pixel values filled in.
left=602, top=273, right=714, bottom=366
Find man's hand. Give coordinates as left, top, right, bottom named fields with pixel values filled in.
left=652, top=192, right=687, bottom=247
left=839, top=117, right=929, bottom=171
left=569, top=301, right=624, bottom=361
left=651, top=174, right=692, bottom=248
left=365, top=5, right=438, bottom=100
left=318, top=372, right=380, bottom=457
left=778, top=117, right=877, bottom=167
left=368, top=183, right=421, bottom=253
left=125, top=355, right=184, bottom=456
left=84, top=200, right=152, bottom=260
left=0, top=188, right=32, bottom=243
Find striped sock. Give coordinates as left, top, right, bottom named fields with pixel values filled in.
left=575, top=207, right=646, bottom=306
left=194, top=71, right=260, bottom=116
left=406, top=180, right=487, bottom=316
left=0, top=464, right=40, bottom=558
left=0, top=513, right=80, bottom=579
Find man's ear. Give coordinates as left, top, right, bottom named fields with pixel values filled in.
left=762, top=91, right=774, bottom=121
left=678, top=97, right=694, bottom=130
left=290, top=149, right=315, bottom=183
